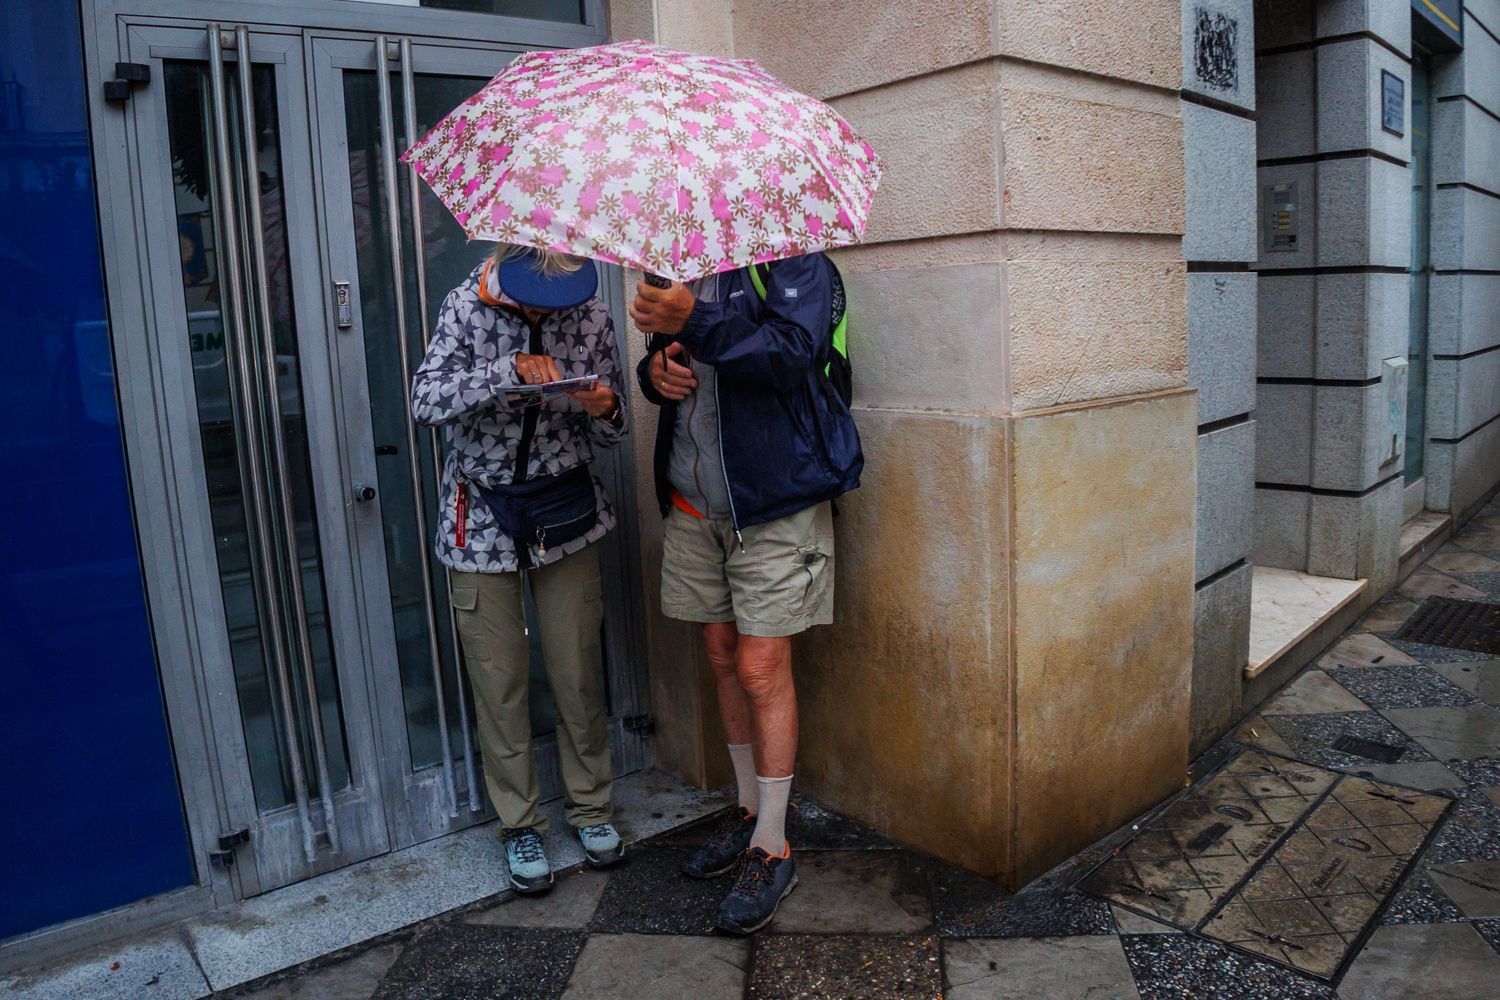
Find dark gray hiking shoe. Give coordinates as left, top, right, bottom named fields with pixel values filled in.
left=715, top=845, right=797, bottom=934
left=682, top=806, right=755, bottom=879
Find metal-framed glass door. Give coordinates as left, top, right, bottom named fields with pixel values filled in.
left=117, top=22, right=391, bottom=894
left=307, top=32, right=649, bottom=849
left=89, top=0, right=642, bottom=904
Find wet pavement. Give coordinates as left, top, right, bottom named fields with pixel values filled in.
left=224, top=497, right=1500, bottom=999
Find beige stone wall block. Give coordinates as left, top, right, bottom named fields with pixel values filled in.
left=606, top=0, right=655, bottom=41
left=832, top=61, right=1004, bottom=245
left=996, top=0, right=1181, bottom=90
left=795, top=407, right=1012, bottom=877
left=1000, top=86, right=1185, bottom=235
left=1008, top=389, right=1196, bottom=885
left=841, top=259, right=1008, bottom=414
left=731, top=0, right=996, bottom=99
left=657, top=0, right=734, bottom=57
left=607, top=0, right=734, bottom=54
left=1007, top=258, right=1187, bottom=410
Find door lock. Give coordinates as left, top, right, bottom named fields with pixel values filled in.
left=334, top=282, right=353, bottom=329
left=354, top=483, right=377, bottom=502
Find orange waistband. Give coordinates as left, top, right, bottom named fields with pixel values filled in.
left=670, top=488, right=707, bottom=519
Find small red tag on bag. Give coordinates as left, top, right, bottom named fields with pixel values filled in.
left=455, top=483, right=467, bottom=547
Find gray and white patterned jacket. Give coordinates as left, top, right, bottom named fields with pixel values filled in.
left=411, top=262, right=627, bottom=573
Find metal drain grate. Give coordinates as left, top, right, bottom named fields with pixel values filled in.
left=1395, top=597, right=1500, bottom=655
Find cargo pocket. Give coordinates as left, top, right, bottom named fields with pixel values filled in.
left=449, top=583, right=479, bottom=614
left=793, top=542, right=832, bottom=617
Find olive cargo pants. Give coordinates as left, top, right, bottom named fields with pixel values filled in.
left=449, top=544, right=613, bottom=833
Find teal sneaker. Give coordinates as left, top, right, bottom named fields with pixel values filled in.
left=577, top=822, right=625, bottom=868
left=503, top=828, right=554, bottom=894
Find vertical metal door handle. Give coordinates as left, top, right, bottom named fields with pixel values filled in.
left=399, top=37, right=481, bottom=814
left=207, top=23, right=318, bottom=864
left=377, top=35, right=460, bottom=816
left=235, top=24, right=342, bottom=855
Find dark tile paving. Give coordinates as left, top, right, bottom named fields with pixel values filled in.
left=1457, top=572, right=1500, bottom=597
left=1325, top=665, right=1480, bottom=709
left=1389, top=638, right=1500, bottom=665
left=370, top=924, right=585, bottom=1000
left=585, top=845, right=725, bottom=935
left=745, top=934, right=941, bottom=999
left=928, top=859, right=1114, bottom=938
left=1119, top=934, right=1337, bottom=1000
left=1446, top=757, right=1500, bottom=787
left=1381, top=867, right=1469, bottom=925
left=1424, top=790, right=1500, bottom=864
left=1474, top=917, right=1500, bottom=956
left=1261, top=711, right=1435, bottom=770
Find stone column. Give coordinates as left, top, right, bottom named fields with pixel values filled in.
left=734, top=1, right=1196, bottom=886
left=1182, top=0, right=1258, bottom=756
left=612, top=0, right=1198, bottom=886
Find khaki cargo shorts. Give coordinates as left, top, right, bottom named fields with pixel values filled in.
left=661, top=501, right=835, bottom=638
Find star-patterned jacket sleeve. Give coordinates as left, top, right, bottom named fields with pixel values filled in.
left=586, top=300, right=628, bottom=449
left=411, top=285, right=519, bottom=427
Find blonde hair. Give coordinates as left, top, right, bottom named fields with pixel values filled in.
left=491, top=244, right=585, bottom=277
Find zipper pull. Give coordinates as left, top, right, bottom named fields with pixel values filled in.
left=735, top=529, right=746, bottom=553
left=536, top=527, right=546, bottom=558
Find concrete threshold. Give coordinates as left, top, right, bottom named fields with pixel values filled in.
left=1244, top=566, right=1367, bottom=680
left=1399, top=510, right=1452, bottom=578
left=0, top=769, right=729, bottom=1000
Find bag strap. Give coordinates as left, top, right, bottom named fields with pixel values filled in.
left=512, top=314, right=545, bottom=485
left=747, top=261, right=841, bottom=375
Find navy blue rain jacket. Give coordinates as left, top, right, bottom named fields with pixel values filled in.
left=635, top=252, right=863, bottom=531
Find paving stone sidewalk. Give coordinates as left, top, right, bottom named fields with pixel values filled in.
left=226, top=497, right=1500, bottom=999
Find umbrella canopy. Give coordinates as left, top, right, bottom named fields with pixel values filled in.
left=401, top=40, right=882, bottom=282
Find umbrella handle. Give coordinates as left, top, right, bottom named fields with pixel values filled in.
left=638, top=274, right=676, bottom=350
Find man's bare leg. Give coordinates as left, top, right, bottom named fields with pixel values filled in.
left=704, top=623, right=758, bottom=814
left=735, top=634, right=797, bottom=853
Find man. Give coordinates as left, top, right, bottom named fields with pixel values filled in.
left=630, top=252, right=862, bottom=933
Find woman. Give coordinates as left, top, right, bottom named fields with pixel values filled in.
left=411, top=246, right=627, bottom=894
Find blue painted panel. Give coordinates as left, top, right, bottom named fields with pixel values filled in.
left=0, top=3, right=193, bottom=939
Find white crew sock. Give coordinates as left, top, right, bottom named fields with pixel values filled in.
left=727, top=744, right=758, bottom=814
left=750, top=774, right=793, bottom=855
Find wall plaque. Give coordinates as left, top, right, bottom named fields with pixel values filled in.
left=1381, top=70, right=1405, bottom=137
left=1263, top=182, right=1299, bottom=253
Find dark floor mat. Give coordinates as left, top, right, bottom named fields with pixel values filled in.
left=1395, top=597, right=1500, bottom=655
left=1079, top=749, right=1453, bottom=983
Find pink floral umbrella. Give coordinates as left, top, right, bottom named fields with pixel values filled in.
left=401, top=40, right=882, bottom=282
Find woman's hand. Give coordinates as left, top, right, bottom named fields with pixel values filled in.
left=515, top=353, right=563, bottom=385
left=570, top=384, right=620, bottom=420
